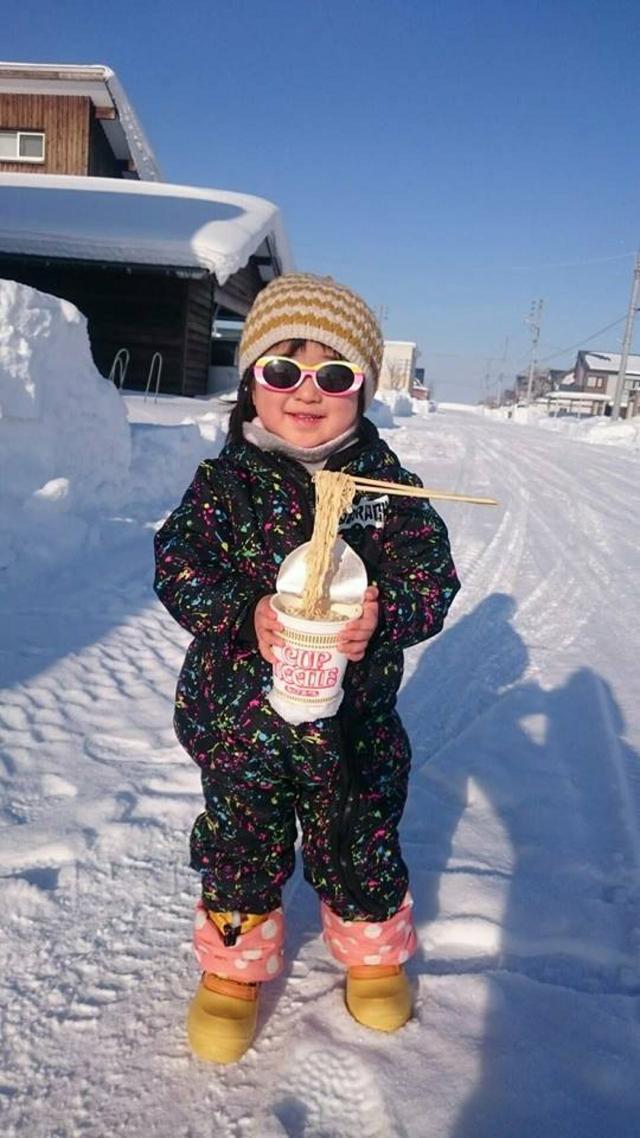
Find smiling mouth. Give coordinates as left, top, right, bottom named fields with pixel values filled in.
left=287, top=412, right=325, bottom=421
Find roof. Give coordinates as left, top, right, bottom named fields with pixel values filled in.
left=582, top=351, right=640, bottom=376
left=0, top=173, right=292, bottom=284
left=0, top=61, right=161, bottom=180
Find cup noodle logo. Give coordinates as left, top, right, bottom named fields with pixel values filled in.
left=274, top=644, right=341, bottom=700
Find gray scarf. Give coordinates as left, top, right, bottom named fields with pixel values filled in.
left=242, top=417, right=358, bottom=474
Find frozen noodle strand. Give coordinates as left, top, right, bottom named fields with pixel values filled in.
left=300, top=472, right=357, bottom=617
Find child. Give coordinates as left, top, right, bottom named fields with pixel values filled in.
left=154, top=273, right=460, bottom=1063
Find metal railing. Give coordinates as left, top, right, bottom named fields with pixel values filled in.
left=144, top=352, right=163, bottom=402
left=108, top=347, right=130, bottom=390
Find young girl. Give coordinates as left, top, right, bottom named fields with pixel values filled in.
left=154, top=273, right=460, bottom=1063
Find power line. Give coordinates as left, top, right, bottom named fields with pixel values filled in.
left=536, top=315, right=627, bottom=365
left=510, top=250, right=636, bottom=271
left=508, top=313, right=627, bottom=374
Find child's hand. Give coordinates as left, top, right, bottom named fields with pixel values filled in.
left=337, top=586, right=379, bottom=662
left=254, top=596, right=284, bottom=664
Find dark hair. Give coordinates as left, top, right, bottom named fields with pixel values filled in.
left=227, top=368, right=257, bottom=444
left=226, top=338, right=365, bottom=445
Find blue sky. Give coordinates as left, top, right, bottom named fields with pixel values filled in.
left=5, top=0, right=640, bottom=400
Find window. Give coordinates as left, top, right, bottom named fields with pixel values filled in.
left=0, top=130, right=45, bottom=162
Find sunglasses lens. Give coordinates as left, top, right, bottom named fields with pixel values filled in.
left=316, top=363, right=357, bottom=393
left=261, top=359, right=301, bottom=389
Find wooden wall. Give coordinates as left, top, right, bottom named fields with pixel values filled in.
left=183, top=279, right=216, bottom=396
left=0, top=94, right=90, bottom=175
left=0, top=256, right=215, bottom=396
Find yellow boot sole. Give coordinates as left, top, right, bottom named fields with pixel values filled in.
left=187, top=975, right=259, bottom=1063
left=345, top=965, right=412, bottom=1032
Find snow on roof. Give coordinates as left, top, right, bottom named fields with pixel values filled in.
left=583, top=351, right=640, bottom=376
left=0, top=61, right=162, bottom=181
left=0, top=173, right=292, bottom=284
left=538, top=390, right=609, bottom=401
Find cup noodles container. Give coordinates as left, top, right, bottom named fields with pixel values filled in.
left=267, top=594, right=362, bottom=725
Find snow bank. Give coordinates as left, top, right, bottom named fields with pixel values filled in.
left=0, top=279, right=132, bottom=578
left=0, top=280, right=227, bottom=582
left=367, top=398, right=395, bottom=428
left=485, top=404, right=640, bottom=451
left=368, top=389, right=415, bottom=427
left=374, top=389, right=414, bottom=417
left=438, top=402, right=484, bottom=414
left=130, top=420, right=224, bottom=504
left=0, top=280, right=131, bottom=506
left=535, top=413, right=640, bottom=451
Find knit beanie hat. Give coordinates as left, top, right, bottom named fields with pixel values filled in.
left=238, top=273, right=384, bottom=409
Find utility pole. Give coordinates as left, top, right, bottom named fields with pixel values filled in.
left=483, top=358, right=493, bottom=406
left=525, top=299, right=544, bottom=405
left=611, top=252, right=640, bottom=421
left=497, top=335, right=509, bottom=407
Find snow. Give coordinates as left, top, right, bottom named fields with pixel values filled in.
left=486, top=403, right=640, bottom=452
left=372, top=388, right=414, bottom=418
left=102, top=66, right=163, bottom=182
left=0, top=173, right=292, bottom=283
left=584, top=351, right=640, bottom=375
left=1, top=299, right=640, bottom=1136
left=0, top=280, right=227, bottom=580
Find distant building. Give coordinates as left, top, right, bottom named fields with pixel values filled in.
left=379, top=340, right=416, bottom=393
left=514, top=367, right=570, bottom=402
left=573, top=351, right=640, bottom=416
left=532, top=351, right=640, bottom=418
left=0, top=61, right=160, bottom=180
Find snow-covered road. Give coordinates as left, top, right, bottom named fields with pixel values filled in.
left=1, top=409, right=639, bottom=1138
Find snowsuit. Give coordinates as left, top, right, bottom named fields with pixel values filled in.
left=154, top=417, right=460, bottom=928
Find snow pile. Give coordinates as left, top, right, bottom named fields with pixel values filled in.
left=534, top=413, right=640, bottom=451
left=438, top=401, right=484, bottom=414
left=367, top=397, right=395, bottom=428
left=374, top=388, right=414, bottom=417
left=130, top=420, right=225, bottom=504
left=0, top=279, right=132, bottom=578
left=412, top=397, right=437, bottom=417
left=485, top=403, right=640, bottom=451
left=0, top=278, right=232, bottom=582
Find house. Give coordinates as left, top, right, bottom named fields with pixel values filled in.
left=379, top=341, right=416, bottom=393
left=572, top=350, right=640, bottom=416
left=0, top=61, right=160, bottom=180
left=514, top=367, right=569, bottom=402
left=0, top=173, right=291, bottom=396
left=0, top=62, right=292, bottom=396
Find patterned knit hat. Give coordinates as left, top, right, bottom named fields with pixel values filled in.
left=238, top=273, right=384, bottom=409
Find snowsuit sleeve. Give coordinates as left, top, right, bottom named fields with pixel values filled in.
left=373, top=473, right=460, bottom=651
left=153, top=461, right=264, bottom=644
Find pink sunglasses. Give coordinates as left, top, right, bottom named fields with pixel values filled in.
left=253, top=355, right=364, bottom=397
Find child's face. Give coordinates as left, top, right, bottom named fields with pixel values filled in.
left=252, top=340, right=360, bottom=448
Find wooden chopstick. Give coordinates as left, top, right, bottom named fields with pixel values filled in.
left=352, top=475, right=498, bottom=507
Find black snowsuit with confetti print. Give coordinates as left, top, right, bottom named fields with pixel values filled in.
left=154, top=417, right=460, bottom=922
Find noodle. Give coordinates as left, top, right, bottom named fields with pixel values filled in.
left=299, top=472, right=357, bottom=618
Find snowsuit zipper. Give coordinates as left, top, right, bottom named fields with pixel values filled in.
left=269, top=457, right=387, bottom=918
